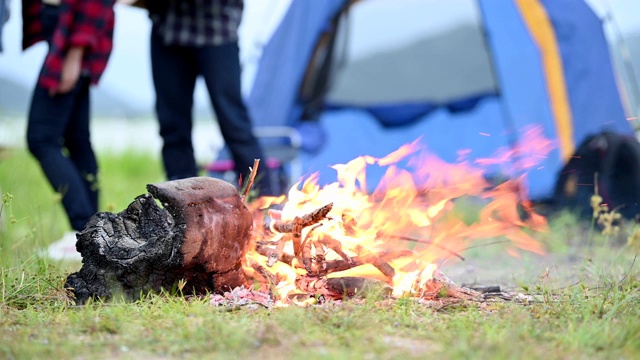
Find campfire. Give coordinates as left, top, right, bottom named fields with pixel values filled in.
left=65, top=127, right=551, bottom=306
left=243, top=129, right=550, bottom=306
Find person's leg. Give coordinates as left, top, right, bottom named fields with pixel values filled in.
left=63, top=77, right=98, bottom=213
left=150, top=26, right=199, bottom=180
left=26, top=78, right=97, bottom=231
left=197, top=42, right=275, bottom=195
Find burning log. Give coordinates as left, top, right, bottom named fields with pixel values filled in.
left=256, top=239, right=400, bottom=282
left=65, top=177, right=253, bottom=304
left=323, top=252, right=398, bottom=281
left=291, top=271, right=480, bottom=302
left=258, top=203, right=335, bottom=269
left=294, top=276, right=390, bottom=300
left=255, top=203, right=405, bottom=283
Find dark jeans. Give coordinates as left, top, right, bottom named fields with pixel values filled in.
left=26, top=5, right=98, bottom=231
left=150, top=27, right=274, bottom=195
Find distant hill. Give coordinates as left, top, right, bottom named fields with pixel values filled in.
left=0, top=76, right=147, bottom=118
left=0, top=77, right=32, bottom=117
left=0, top=75, right=217, bottom=120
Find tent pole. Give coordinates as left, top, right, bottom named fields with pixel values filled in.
left=602, top=0, right=640, bottom=122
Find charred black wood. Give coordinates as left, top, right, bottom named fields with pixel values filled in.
left=65, top=177, right=253, bottom=304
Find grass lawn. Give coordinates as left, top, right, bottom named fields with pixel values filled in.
left=1, top=147, right=639, bottom=359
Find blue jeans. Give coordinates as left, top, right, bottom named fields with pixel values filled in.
left=26, top=5, right=98, bottom=231
left=150, top=27, right=275, bottom=195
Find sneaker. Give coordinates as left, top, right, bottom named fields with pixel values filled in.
left=43, top=231, right=82, bottom=262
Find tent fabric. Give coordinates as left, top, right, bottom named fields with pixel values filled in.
left=246, top=0, right=344, bottom=128
left=245, top=0, right=633, bottom=200
left=540, top=0, right=630, bottom=145
left=302, top=0, right=562, bottom=199
left=515, top=0, right=575, bottom=161
left=299, top=99, right=515, bottom=190
left=477, top=0, right=567, bottom=199
left=325, top=23, right=498, bottom=109
left=323, top=17, right=499, bottom=126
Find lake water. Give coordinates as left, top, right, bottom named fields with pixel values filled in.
left=0, top=116, right=225, bottom=164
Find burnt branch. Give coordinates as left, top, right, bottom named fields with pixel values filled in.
left=322, top=249, right=414, bottom=275
left=302, top=224, right=324, bottom=272
left=294, top=276, right=389, bottom=300
left=272, top=203, right=333, bottom=234
left=270, top=203, right=333, bottom=256
left=256, top=241, right=294, bottom=266
left=241, top=159, right=261, bottom=201
left=420, top=270, right=481, bottom=300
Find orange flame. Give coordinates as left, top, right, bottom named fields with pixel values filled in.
left=244, top=126, right=552, bottom=304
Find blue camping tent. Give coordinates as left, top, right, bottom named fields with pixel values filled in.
left=246, top=0, right=633, bottom=200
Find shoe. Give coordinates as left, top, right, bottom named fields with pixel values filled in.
left=42, top=231, right=82, bottom=262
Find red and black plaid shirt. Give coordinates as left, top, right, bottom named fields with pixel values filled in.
left=22, top=0, right=115, bottom=89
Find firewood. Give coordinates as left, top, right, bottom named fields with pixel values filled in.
left=424, top=270, right=481, bottom=300
left=65, top=177, right=253, bottom=304
left=63, top=177, right=482, bottom=306
left=294, top=276, right=390, bottom=300
left=256, top=237, right=414, bottom=283
left=321, top=250, right=414, bottom=276
left=271, top=203, right=333, bottom=234
left=271, top=203, right=333, bottom=256
left=240, top=159, right=260, bottom=201
left=321, top=254, right=395, bottom=282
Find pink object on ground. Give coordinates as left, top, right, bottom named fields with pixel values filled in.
left=205, top=158, right=282, bottom=172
